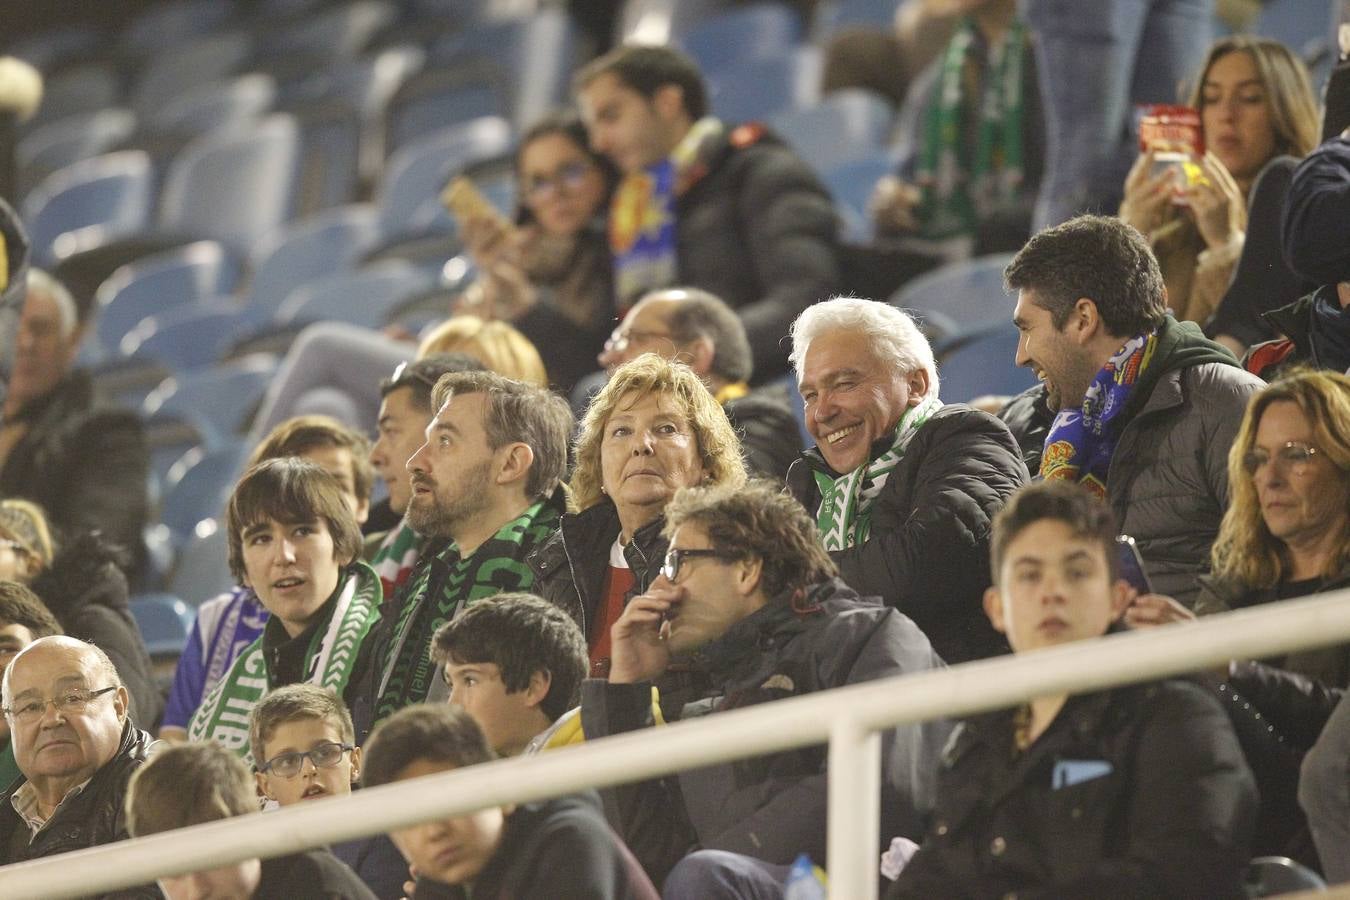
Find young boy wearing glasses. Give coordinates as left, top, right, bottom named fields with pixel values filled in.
left=251, top=684, right=406, bottom=899
left=584, top=479, right=949, bottom=893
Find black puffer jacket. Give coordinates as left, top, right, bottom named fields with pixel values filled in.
left=0, top=371, right=148, bottom=578
left=30, top=532, right=164, bottom=730
left=581, top=579, right=950, bottom=887
left=889, top=679, right=1258, bottom=899
left=674, top=124, right=841, bottom=380
left=786, top=404, right=1027, bottom=663
left=0, top=196, right=30, bottom=394
left=722, top=386, right=802, bottom=480
left=0, top=720, right=159, bottom=898
left=527, top=501, right=665, bottom=648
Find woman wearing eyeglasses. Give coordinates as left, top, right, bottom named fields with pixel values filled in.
left=528, top=355, right=746, bottom=699
left=454, top=111, right=619, bottom=394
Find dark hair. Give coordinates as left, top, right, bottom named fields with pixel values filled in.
left=226, top=458, right=364, bottom=583
left=989, top=481, right=1120, bottom=584
left=0, top=581, right=61, bottom=638
left=126, top=742, right=257, bottom=837
left=362, top=704, right=494, bottom=789
left=431, top=371, right=573, bottom=500
left=664, top=479, right=837, bottom=599
left=249, top=414, right=375, bottom=504
left=658, top=288, right=753, bottom=383
left=431, top=593, right=586, bottom=722
left=574, top=44, right=709, bottom=120
left=250, top=683, right=355, bottom=764
left=1004, top=215, right=1167, bottom=337
left=379, top=353, right=487, bottom=413
left=515, top=110, right=620, bottom=227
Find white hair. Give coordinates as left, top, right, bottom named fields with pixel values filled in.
left=26, top=268, right=78, bottom=339
left=789, top=297, right=939, bottom=396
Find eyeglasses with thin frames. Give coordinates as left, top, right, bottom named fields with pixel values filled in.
left=661, top=547, right=737, bottom=583
left=257, top=741, right=356, bottom=778
left=3, top=686, right=117, bottom=723
left=523, top=161, right=593, bottom=202
left=1241, top=441, right=1320, bottom=477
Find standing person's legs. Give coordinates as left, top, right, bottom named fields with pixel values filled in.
left=1301, top=692, right=1350, bottom=882
left=248, top=322, right=415, bottom=441
left=1023, top=0, right=1212, bottom=229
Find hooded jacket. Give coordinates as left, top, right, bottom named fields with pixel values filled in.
left=29, top=531, right=163, bottom=730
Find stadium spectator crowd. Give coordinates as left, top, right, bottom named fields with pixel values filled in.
left=2, top=1, right=1350, bottom=898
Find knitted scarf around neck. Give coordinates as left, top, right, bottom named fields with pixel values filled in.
left=813, top=395, right=943, bottom=551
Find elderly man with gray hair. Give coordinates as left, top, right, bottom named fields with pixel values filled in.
left=786, top=297, right=1027, bottom=663
left=0, top=269, right=149, bottom=578
left=0, top=635, right=157, bottom=894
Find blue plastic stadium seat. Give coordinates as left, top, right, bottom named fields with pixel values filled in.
left=95, top=241, right=242, bottom=356
left=168, top=523, right=235, bottom=607
left=121, top=301, right=248, bottom=372
left=142, top=353, right=279, bottom=449
left=385, top=68, right=507, bottom=154
left=821, top=151, right=893, bottom=242
left=20, top=150, right=155, bottom=267
left=769, top=88, right=894, bottom=172
left=16, top=109, right=138, bottom=197
left=119, top=0, right=239, bottom=59
left=160, top=440, right=252, bottom=543
left=813, top=0, right=906, bottom=39
left=936, top=320, right=1037, bottom=404
left=677, top=2, right=803, bottom=74
left=890, top=253, right=1017, bottom=343
left=276, top=259, right=436, bottom=329
left=376, top=116, right=513, bottom=242
left=708, top=50, right=821, bottom=124
left=27, top=62, right=122, bottom=128
left=146, top=73, right=277, bottom=137
left=244, top=203, right=382, bottom=323
left=129, top=593, right=197, bottom=657
left=130, top=30, right=255, bottom=121
left=259, top=0, right=396, bottom=61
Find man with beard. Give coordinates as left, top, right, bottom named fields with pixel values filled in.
left=1002, top=214, right=1263, bottom=606
left=350, top=371, right=572, bottom=742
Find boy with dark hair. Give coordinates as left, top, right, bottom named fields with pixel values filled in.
left=362, top=704, right=657, bottom=899
left=887, top=480, right=1258, bottom=898
left=430, top=592, right=588, bottom=756
left=0, top=580, right=60, bottom=787
left=126, top=742, right=375, bottom=899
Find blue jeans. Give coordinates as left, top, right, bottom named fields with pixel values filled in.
left=1023, top=0, right=1214, bottom=228
left=662, top=850, right=793, bottom=900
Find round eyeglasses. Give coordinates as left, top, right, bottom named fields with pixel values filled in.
left=1241, top=442, right=1320, bottom=477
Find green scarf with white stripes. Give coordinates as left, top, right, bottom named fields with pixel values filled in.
left=188, top=561, right=382, bottom=760
left=813, top=396, right=943, bottom=551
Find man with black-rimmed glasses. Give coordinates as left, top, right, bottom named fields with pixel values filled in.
left=580, top=479, right=949, bottom=896
left=0, top=635, right=157, bottom=888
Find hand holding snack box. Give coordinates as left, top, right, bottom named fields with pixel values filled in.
left=1137, top=104, right=1210, bottom=203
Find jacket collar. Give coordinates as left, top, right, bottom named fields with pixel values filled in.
left=692, top=578, right=846, bottom=680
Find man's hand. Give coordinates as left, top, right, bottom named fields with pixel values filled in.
left=607, top=586, right=682, bottom=684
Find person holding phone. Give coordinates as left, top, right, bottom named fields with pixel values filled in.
left=1118, top=36, right=1319, bottom=351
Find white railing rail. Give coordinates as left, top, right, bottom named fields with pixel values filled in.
left=4, top=587, right=1350, bottom=899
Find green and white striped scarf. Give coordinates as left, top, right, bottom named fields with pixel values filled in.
left=813, top=396, right=943, bottom=551
left=188, top=560, right=382, bottom=760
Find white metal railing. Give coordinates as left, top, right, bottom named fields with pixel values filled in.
left=4, top=587, right=1350, bottom=899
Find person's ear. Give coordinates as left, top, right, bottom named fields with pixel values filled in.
left=523, top=670, right=552, bottom=710
left=1068, top=298, right=1102, bottom=345
left=735, top=555, right=763, bottom=597
left=905, top=367, right=931, bottom=405
left=683, top=336, right=715, bottom=376
left=353, top=496, right=371, bottom=527
left=983, top=585, right=1007, bottom=634
left=652, top=84, right=685, bottom=122
left=1109, top=579, right=1133, bottom=623
left=113, top=685, right=129, bottom=723
left=256, top=771, right=274, bottom=802
left=496, top=443, right=536, bottom=488
left=348, top=745, right=363, bottom=785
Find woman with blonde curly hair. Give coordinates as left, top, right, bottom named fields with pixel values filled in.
left=528, top=354, right=747, bottom=680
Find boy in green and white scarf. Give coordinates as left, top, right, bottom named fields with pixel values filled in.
left=189, top=458, right=382, bottom=762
